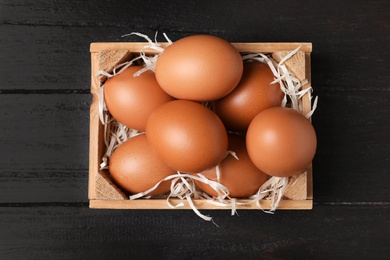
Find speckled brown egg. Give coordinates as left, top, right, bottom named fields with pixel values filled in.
left=104, top=66, right=174, bottom=131
left=246, top=107, right=317, bottom=177
left=109, top=134, right=175, bottom=195
left=155, top=34, right=243, bottom=101
left=145, top=100, right=228, bottom=173
left=195, top=134, right=268, bottom=198
left=212, top=61, right=284, bottom=132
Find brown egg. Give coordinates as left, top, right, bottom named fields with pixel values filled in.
left=109, top=134, right=175, bottom=195
left=104, top=66, right=174, bottom=131
left=196, top=134, right=269, bottom=198
left=246, top=107, right=317, bottom=177
left=146, top=100, right=228, bottom=173
left=212, top=61, right=284, bottom=132
left=155, top=35, right=243, bottom=101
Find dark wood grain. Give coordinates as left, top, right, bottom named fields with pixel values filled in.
left=0, top=94, right=89, bottom=203
left=0, top=0, right=389, bottom=259
left=0, top=94, right=90, bottom=170
left=313, top=90, right=390, bottom=202
left=1, top=1, right=389, bottom=91
left=0, top=205, right=389, bottom=259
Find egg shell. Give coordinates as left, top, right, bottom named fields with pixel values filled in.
left=109, top=134, right=175, bottom=195
left=196, top=134, right=269, bottom=198
left=155, top=34, right=243, bottom=101
left=146, top=100, right=228, bottom=173
left=246, top=107, right=317, bottom=177
left=213, top=61, right=284, bottom=132
left=104, top=66, right=174, bottom=131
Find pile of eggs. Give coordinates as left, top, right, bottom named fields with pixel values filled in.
left=104, top=35, right=317, bottom=198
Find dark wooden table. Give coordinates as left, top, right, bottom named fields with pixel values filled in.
left=1, top=0, right=389, bottom=259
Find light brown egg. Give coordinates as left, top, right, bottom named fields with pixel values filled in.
left=246, top=107, right=317, bottom=177
left=104, top=66, right=174, bottom=131
left=145, top=100, right=228, bottom=173
left=212, top=61, right=284, bottom=132
left=109, top=134, right=175, bottom=195
left=155, top=34, right=243, bottom=101
left=195, top=134, right=269, bottom=198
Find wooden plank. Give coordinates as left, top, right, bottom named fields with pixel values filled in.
left=88, top=51, right=101, bottom=200
left=0, top=94, right=90, bottom=202
left=2, top=1, right=388, bottom=43
left=313, top=90, right=390, bottom=202
left=90, top=42, right=312, bottom=53
left=0, top=205, right=388, bottom=259
left=89, top=198, right=313, bottom=210
left=0, top=94, right=90, bottom=171
left=0, top=25, right=93, bottom=91
left=1, top=0, right=389, bottom=92
left=0, top=91, right=389, bottom=203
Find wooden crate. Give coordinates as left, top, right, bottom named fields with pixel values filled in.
left=89, top=42, right=313, bottom=210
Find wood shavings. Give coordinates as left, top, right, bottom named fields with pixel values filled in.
left=128, top=171, right=231, bottom=223
left=243, top=46, right=318, bottom=119
left=98, top=50, right=133, bottom=82
left=122, top=32, right=172, bottom=76
left=250, top=176, right=289, bottom=213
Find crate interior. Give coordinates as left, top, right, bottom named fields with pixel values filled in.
left=89, top=42, right=313, bottom=210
